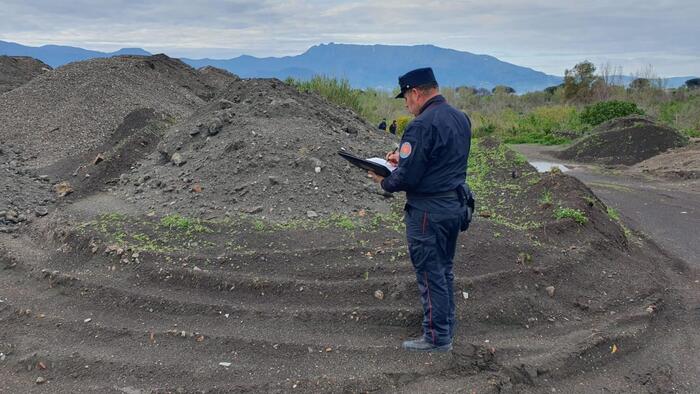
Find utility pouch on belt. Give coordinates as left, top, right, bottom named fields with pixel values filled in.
left=458, top=184, right=475, bottom=232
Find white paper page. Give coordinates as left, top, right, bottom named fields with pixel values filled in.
left=366, top=157, right=397, bottom=172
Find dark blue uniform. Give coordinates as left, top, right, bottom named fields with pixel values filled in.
left=381, top=94, right=471, bottom=346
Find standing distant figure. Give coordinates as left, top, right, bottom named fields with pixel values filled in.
left=389, top=120, right=397, bottom=135
left=378, top=118, right=387, bottom=131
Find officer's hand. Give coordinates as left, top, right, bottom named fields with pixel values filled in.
left=385, top=150, right=399, bottom=167
left=367, top=171, right=384, bottom=184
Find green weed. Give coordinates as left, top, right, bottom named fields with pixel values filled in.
left=607, top=207, right=620, bottom=221
left=554, top=207, right=588, bottom=225
left=160, top=214, right=210, bottom=234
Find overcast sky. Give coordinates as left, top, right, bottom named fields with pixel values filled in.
left=1, top=0, right=698, bottom=76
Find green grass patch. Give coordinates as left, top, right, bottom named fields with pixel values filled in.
left=554, top=207, right=588, bottom=225
left=160, top=214, right=210, bottom=234
left=539, top=190, right=552, bottom=206
left=606, top=207, right=620, bottom=221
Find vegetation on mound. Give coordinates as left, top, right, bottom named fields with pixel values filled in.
left=79, top=206, right=409, bottom=254
left=286, top=62, right=700, bottom=144
left=553, top=207, right=588, bottom=225
left=468, top=139, right=538, bottom=227
left=579, top=100, right=644, bottom=126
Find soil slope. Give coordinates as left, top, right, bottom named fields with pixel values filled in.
left=0, top=55, right=51, bottom=94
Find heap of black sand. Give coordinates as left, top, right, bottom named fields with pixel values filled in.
left=117, top=77, right=399, bottom=220
left=0, top=54, right=400, bottom=223
left=0, top=55, right=51, bottom=94
left=0, top=55, right=238, bottom=222
left=557, top=115, right=688, bottom=165
left=0, top=54, right=231, bottom=169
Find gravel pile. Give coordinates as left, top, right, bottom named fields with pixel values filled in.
left=1, top=53, right=400, bottom=223
left=557, top=116, right=689, bottom=165
left=117, top=78, right=400, bottom=220
left=0, top=55, right=51, bottom=94
left=0, top=54, right=235, bottom=169
left=0, top=143, right=54, bottom=234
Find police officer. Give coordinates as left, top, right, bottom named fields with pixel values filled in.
left=368, top=67, right=472, bottom=352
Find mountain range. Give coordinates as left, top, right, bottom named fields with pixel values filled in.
left=0, top=40, right=695, bottom=92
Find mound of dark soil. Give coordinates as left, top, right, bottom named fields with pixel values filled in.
left=0, top=55, right=51, bottom=94
left=110, top=78, right=398, bottom=220
left=0, top=55, right=240, bottom=227
left=557, top=116, right=688, bottom=165
left=592, top=115, right=656, bottom=132
left=197, top=65, right=241, bottom=93
left=0, top=54, right=236, bottom=169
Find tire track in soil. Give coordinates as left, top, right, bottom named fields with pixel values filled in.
left=0, top=208, right=680, bottom=393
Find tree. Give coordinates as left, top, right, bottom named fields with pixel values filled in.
left=544, top=84, right=563, bottom=95
left=629, top=78, right=651, bottom=91
left=563, top=61, right=599, bottom=102
left=686, top=78, right=700, bottom=89
left=492, top=85, right=516, bottom=94
left=475, top=88, right=491, bottom=97
left=455, top=86, right=478, bottom=96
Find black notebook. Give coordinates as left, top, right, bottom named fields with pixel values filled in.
left=337, top=150, right=397, bottom=178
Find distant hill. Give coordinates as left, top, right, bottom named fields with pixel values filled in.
left=182, top=43, right=564, bottom=93
left=1, top=40, right=695, bottom=91
left=0, top=40, right=151, bottom=68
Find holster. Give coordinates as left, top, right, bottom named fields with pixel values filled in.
left=457, top=184, right=475, bottom=232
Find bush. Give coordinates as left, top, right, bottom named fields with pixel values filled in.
left=579, top=100, right=644, bottom=126
left=501, top=105, right=586, bottom=145
left=659, top=97, right=700, bottom=137
left=286, top=75, right=367, bottom=118
left=686, top=78, right=700, bottom=90
left=395, top=116, right=412, bottom=137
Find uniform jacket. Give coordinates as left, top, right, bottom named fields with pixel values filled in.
left=381, top=95, right=471, bottom=202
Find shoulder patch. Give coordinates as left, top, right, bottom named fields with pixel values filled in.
left=399, top=142, right=412, bottom=159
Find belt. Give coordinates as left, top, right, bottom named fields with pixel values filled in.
left=407, top=190, right=460, bottom=200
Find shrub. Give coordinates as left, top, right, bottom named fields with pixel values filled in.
left=658, top=97, right=700, bottom=137
left=501, top=105, right=586, bottom=145
left=579, top=100, right=644, bottom=126
left=395, top=116, right=412, bottom=137
left=473, top=123, right=497, bottom=138
left=685, top=78, right=700, bottom=90
left=286, top=75, right=366, bottom=118
left=492, top=85, right=516, bottom=94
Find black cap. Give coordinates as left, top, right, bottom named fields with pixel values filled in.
left=395, top=67, right=437, bottom=99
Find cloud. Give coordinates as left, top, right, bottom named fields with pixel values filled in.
left=0, top=0, right=698, bottom=76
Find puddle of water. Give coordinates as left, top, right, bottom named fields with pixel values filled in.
left=529, top=161, right=572, bottom=173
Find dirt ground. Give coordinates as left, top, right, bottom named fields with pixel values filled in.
left=1, top=55, right=699, bottom=393
left=514, top=143, right=700, bottom=392
left=631, top=138, right=700, bottom=180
